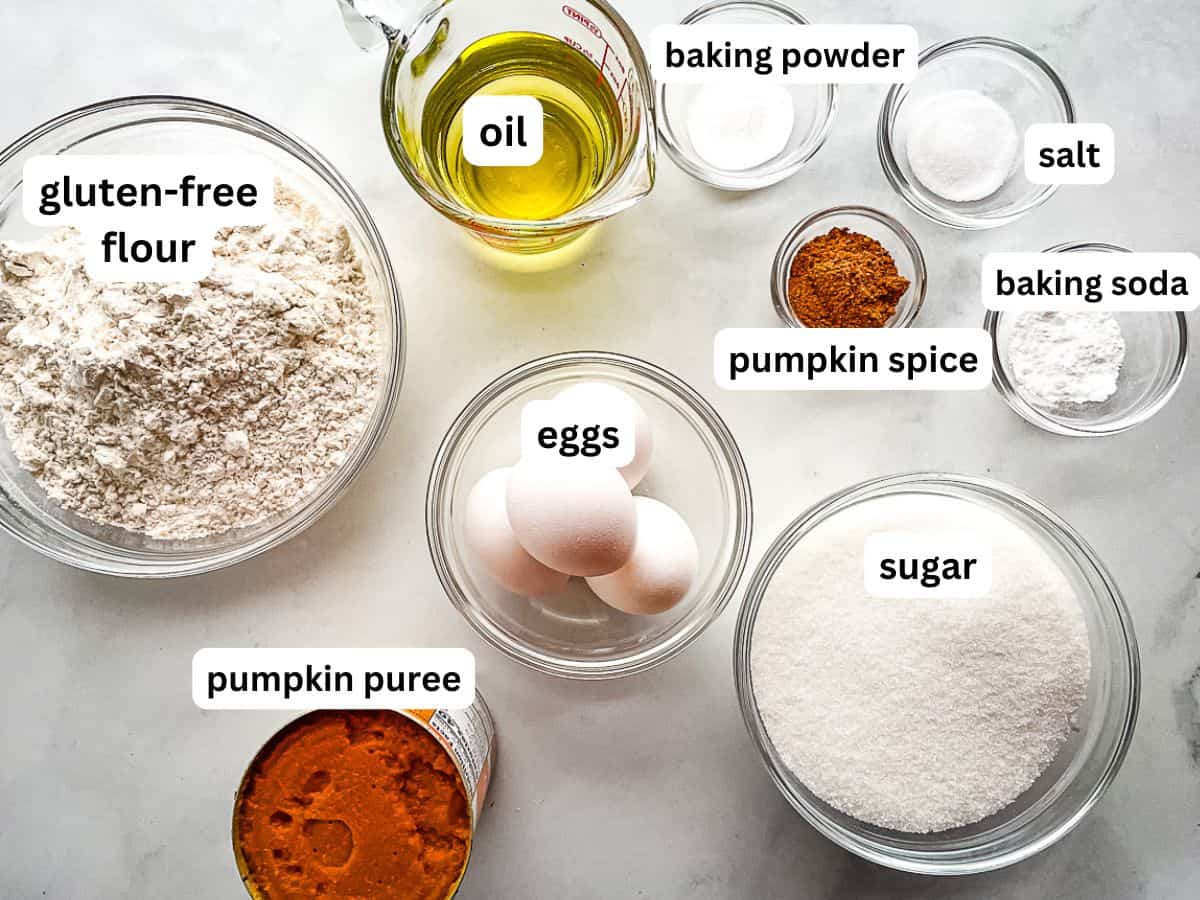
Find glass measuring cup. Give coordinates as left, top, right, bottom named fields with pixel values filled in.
left=339, top=0, right=657, bottom=253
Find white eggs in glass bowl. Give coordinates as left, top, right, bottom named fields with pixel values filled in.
left=428, top=352, right=752, bottom=680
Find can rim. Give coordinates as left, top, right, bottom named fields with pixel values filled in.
left=230, top=707, right=487, bottom=899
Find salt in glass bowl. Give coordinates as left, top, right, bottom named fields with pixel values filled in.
left=733, top=472, right=1139, bottom=875
left=0, top=96, right=405, bottom=577
left=771, top=205, right=927, bottom=327
left=878, top=36, right=1075, bottom=229
left=427, top=351, right=753, bottom=680
left=657, top=1, right=838, bottom=191
left=985, top=242, right=1188, bottom=437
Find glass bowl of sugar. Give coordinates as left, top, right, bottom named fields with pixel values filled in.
left=427, top=351, right=753, bottom=680
left=0, top=96, right=405, bottom=576
left=656, top=1, right=838, bottom=191
left=985, top=242, right=1189, bottom=436
left=878, top=37, right=1074, bottom=228
left=733, top=473, right=1139, bottom=874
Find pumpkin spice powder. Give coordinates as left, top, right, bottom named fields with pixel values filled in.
left=787, top=227, right=911, bottom=328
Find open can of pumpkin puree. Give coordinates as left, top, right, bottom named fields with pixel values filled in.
left=232, top=696, right=496, bottom=899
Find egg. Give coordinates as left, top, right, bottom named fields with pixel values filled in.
left=463, top=467, right=570, bottom=598
left=587, top=498, right=699, bottom=616
left=555, top=381, right=655, bottom=488
left=506, top=458, right=636, bottom=577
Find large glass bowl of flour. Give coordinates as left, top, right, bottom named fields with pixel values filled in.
left=733, top=473, right=1139, bottom=874
left=0, top=97, right=404, bottom=576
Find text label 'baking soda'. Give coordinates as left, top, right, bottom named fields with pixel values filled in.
left=463, top=95, right=544, bottom=167
left=652, top=25, right=918, bottom=84
left=983, top=252, right=1200, bottom=312
left=23, top=154, right=274, bottom=282
left=521, top=398, right=635, bottom=467
left=193, top=648, right=476, bottom=711
left=714, top=328, right=992, bottom=390
left=1024, top=123, right=1115, bottom=185
left=864, top=533, right=993, bottom=599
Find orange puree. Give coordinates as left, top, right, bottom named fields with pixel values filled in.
left=234, top=710, right=472, bottom=900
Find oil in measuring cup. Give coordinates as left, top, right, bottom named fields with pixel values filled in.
left=420, top=32, right=624, bottom=222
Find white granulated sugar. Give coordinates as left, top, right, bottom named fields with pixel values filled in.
left=687, top=83, right=796, bottom=172
left=750, top=494, right=1091, bottom=833
left=1009, top=311, right=1126, bottom=410
left=905, top=89, right=1019, bottom=202
left=0, top=183, right=381, bottom=540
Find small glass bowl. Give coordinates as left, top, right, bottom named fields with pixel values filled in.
left=878, top=37, right=1075, bottom=229
left=0, top=96, right=405, bottom=577
left=771, top=206, right=927, bottom=327
left=427, top=352, right=753, bottom=680
left=657, top=1, right=838, bottom=191
left=734, top=473, right=1139, bottom=875
left=986, top=242, right=1188, bottom=437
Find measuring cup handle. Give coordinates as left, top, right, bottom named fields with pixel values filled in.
left=336, top=0, right=415, bottom=50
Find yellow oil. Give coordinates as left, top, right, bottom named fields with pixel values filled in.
left=419, top=32, right=623, bottom=222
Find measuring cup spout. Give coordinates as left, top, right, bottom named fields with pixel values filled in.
left=336, top=0, right=420, bottom=50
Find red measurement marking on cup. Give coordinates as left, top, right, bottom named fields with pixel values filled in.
left=561, top=4, right=630, bottom=104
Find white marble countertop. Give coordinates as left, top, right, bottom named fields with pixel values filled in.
left=2, top=0, right=1198, bottom=897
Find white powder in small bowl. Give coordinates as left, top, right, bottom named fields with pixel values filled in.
left=1008, top=311, right=1126, bottom=411
left=750, top=493, right=1091, bottom=833
left=686, top=83, right=796, bottom=172
left=905, top=89, right=1019, bottom=203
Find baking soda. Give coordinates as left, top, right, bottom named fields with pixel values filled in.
left=1009, top=311, right=1126, bottom=410
left=750, top=493, right=1091, bottom=833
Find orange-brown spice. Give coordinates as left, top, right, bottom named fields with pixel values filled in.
left=787, top=227, right=911, bottom=327
left=234, top=710, right=472, bottom=900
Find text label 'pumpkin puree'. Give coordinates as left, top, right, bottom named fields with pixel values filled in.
left=234, top=710, right=472, bottom=900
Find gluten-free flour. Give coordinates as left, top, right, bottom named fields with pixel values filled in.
left=0, top=184, right=381, bottom=540
left=750, top=493, right=1091, bottom=833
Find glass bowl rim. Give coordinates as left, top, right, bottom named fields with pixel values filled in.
left=732, top=471, right=1140, bottom=874
left=656, top=0, right=839, bottom=191
left=876, top=35, right=1076, bottom=230
left=770, top=204, right=928, bottom=328
left=0, top=94, right=406, bottom=577
left=984, top=242, right=1189, bottom=437
left=426, top=350, right=754, bottom=680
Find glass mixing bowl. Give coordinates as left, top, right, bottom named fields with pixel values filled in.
left=771, top=205, right=927, bottom=327
left=0, top=96, right=405, bottom=576
left=878, top=37, right=1074, bottom=229
left=985, top=242, right=1188, bottom=437
left=657, top=0, right=838, bottom=191
left=427, top=351, right=753, bottom=679
left=733, top=473, right=1139, bottom=875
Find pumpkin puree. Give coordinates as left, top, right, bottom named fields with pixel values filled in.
left=235, top=710, right=472, bottom=899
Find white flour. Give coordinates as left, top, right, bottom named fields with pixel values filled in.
left=750, top=494, right=1091, bottom=833
left=1009, top=311, right=1126, bottom=410
left=0, top=184, right=381, bottom=540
